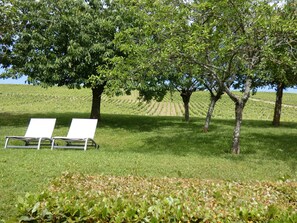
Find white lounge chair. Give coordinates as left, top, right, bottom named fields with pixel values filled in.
left=4, top=118, right=56, bottom=150
left=51, top=118, right=99, bottom=151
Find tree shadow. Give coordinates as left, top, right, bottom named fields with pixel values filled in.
left=100, top=114, right=200, bottom=132
left=100, top=115, right=236, bottom=156
left=243, top=119, right=297, bottom=129
left=0, top=112, right=90, bottom=128
left=138, top=131, right=233, bottom=157
left=1, top=112, right=297, bottom=162
left=113, top=117, right=297, bottom=162
left=244, top=131, right=297, bottom=161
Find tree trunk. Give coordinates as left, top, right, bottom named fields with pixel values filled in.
left=232, top=101, right=244, bottom=154
left=90, top=83, right=106, bottom=120
left=180, top=89, right=192, bottom=122
left=203, top=92, right=223, bottom=132
left=272, top=82, right=284, bottom=127
left=224, top=78, right=251, bottom=155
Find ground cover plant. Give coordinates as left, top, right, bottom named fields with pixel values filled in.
left=18, top=173, right=297, bottom=222
left=0, top=85, right=297, bottom=221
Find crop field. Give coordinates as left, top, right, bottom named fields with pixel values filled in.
left=1, top=84, right=297, bottom=121
left=0, top=84, right=297, bottom=221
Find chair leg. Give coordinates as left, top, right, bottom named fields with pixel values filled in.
left=4, top=137, right=9, bottom=149
left=84, top=139, right=88, bottom=151
left=37, top=138, right=42, bottom=150
left=51, top=139, right=55, bottom=150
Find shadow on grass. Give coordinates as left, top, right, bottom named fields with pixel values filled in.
left=100, top=113, right=200, bottom=132
left=0, top=112, right=90, bottom=128
left=1, top=112, right=297, bottom=161
left=101, top=115, right=297, bottom=161
left=246, top=131, right=297, bottom=160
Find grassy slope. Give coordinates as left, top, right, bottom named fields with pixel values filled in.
left=0, top=85, right=297, bottom=221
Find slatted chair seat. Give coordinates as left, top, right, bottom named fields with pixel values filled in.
left=51, top=118, right=99, bottom=151
left=4, top=118, right=56, bottom=150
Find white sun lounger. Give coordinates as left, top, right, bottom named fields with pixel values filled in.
left=4, top=118, right=56, bottom=150
left=51, top=118, right=99, bottom=151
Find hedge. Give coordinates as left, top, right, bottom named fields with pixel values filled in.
left=18, top=172, right=297, bottom=222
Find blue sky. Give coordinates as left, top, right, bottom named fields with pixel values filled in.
left=0, top=68, right=27, bottom=84
left=0, top=76, right=28, bottom=84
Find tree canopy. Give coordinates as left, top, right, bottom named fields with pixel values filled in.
left=0, top=0, right=129, bottom=119
left=261, top=0, right=297, bottom=126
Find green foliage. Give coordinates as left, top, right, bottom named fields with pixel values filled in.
left=1, top=0, right=119, bottom=87
left=261, top=1, right=297, bottom=88
left=113, top=0, right=207, bottom=107
left=17, top=173, right=297, bottom=222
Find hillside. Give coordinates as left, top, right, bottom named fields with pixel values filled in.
left=1, top=84, right=297, bottom=122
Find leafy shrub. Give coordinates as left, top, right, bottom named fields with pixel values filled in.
left=18, top=172, right=297, bottom=222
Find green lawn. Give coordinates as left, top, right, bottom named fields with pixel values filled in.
left=0, top=85, right=297, bottom=221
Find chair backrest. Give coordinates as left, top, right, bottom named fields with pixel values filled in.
left=24, top=118, right=56, bottom=138
left=67, top=118, right=98, bottom=139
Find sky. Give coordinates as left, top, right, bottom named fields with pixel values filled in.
left=0, top=76, right=28, bottom=84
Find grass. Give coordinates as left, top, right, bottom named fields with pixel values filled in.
left=0, top=85, right=297, bottom=221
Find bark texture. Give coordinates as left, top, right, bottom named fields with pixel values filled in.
left=203, top=91, right=223, bottom=132
left=232, top=101, right=244, bottom=154
left=180, top=89, right=192, bottom=122
left=90, top=83, right=106, bottom=120
left=272, top=82, right=284, bottom=127
left=224, top=78, right=252, bottom=154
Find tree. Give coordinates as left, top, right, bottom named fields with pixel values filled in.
left=113, top=0, right=210, bottom=122
left=0, top=0, right=129, bottom=120
left=262, top=0, right=297, bottom=127
left=197, top=0, right=275, bottom=153
left=114, top=0, right=280, bottom=154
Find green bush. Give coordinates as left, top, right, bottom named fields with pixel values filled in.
left=17, top=172, right=297, bottom=222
